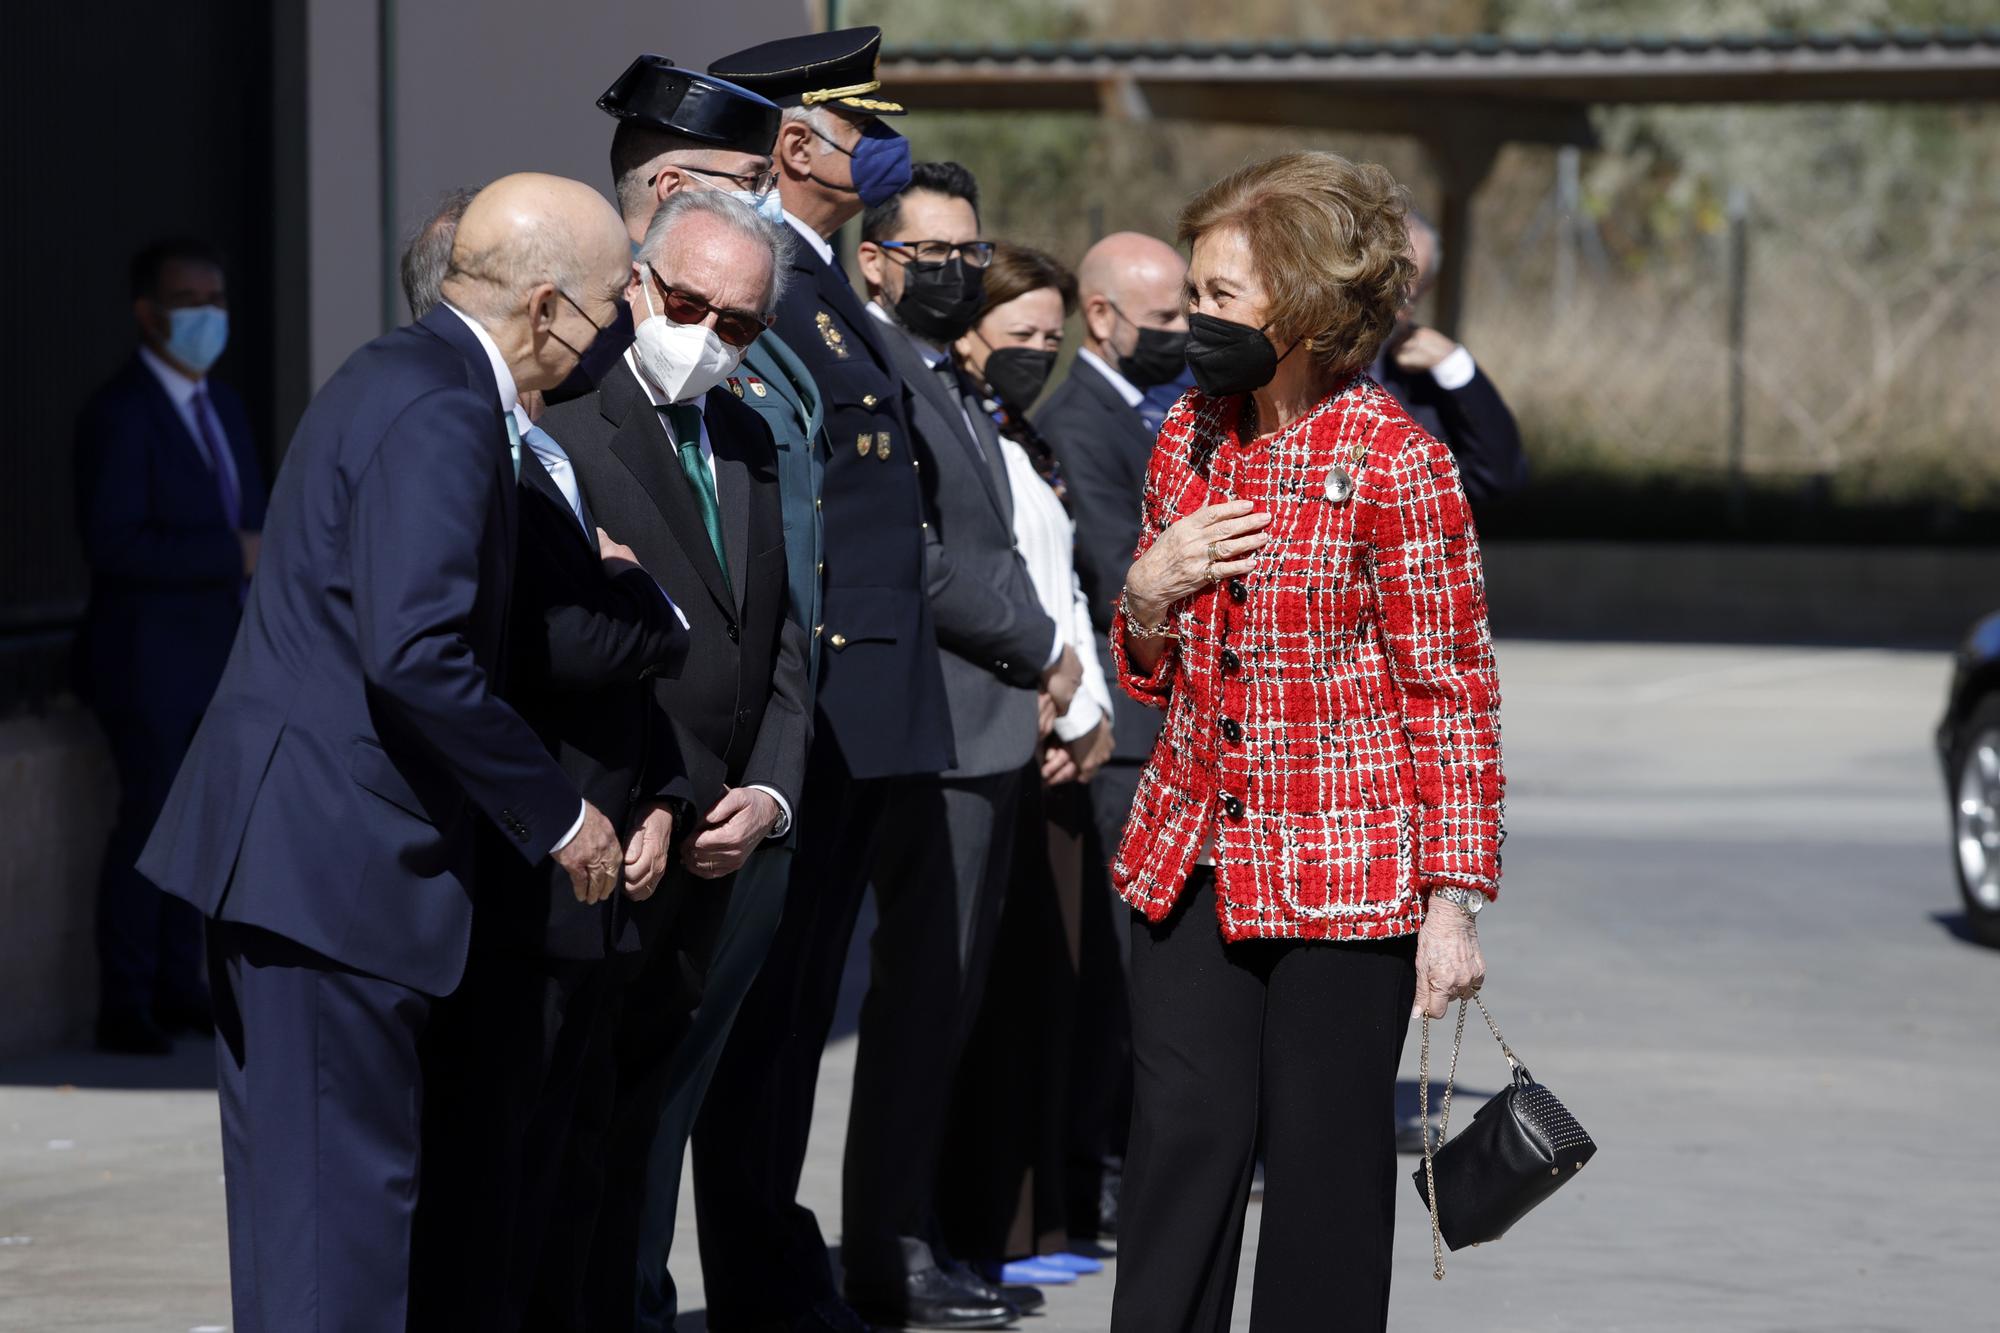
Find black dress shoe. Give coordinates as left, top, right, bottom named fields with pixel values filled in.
left=96, top=1011, right=173, bottom=1056
left=949, top=1263, right=1042, bottom=1315
left=847, top=1267, right=1016, bottom=1330
left=153, top=995, right=215, bottom=1037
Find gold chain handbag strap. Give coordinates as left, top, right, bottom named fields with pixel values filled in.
left=1417, top=995, right=1517, bottom=1280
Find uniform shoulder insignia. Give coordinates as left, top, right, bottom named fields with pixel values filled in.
left=816, top=310, right=850, bottom=359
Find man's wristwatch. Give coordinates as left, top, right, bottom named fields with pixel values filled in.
left=1432, top=887, right=1486, bottom=919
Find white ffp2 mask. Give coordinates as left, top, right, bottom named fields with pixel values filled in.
left=632, top=263, right=746, bottom=403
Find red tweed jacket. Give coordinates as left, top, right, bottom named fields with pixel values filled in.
left=1110, top=376, right=1504, bottom=942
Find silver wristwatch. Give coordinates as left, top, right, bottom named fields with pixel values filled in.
left=1432, top=887, right=1486, bottom=919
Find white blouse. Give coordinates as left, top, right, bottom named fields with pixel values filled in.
left=997, top=435, right=1114, bottom=744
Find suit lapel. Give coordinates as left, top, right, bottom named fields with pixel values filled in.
left=415, top=307, right=518, bottom=551
left=601, top=364, right=734, bottom=618
left=129, top=361, right=224, bottom=515
left=882, top=323, right=1012, bottom=526
left=962, top=390, right=1016, bottom=528
left=518, top=445, right=593, bottom=553
left=704, top=387, right=753, bottom=614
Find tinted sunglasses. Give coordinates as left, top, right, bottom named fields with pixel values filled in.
left=648, top=271, right=772, bottom=349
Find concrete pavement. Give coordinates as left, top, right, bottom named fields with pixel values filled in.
left=3, top=640, right=1995, bottom=1331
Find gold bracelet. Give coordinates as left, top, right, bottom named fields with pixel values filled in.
left=1120, top=589, right=1176, bottom=640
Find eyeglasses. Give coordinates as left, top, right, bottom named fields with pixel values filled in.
left=647, top=271, right=772, bottom=348
left=877, top=240, right=996, bottom=270
left=653, top=162, right=781, bottom=197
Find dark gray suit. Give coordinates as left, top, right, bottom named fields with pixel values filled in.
left=841, top=310, right=1053, bottom=1292
left=534, top=359, right=809, bottom=1330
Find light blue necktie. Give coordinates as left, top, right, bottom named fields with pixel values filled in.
left=504, top=411, right=523, bottom=480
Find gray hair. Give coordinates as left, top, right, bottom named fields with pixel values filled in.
left=782, top=104, right=841, bottom=151
left=400, top=185, right=480, bottom=319
left=637, top=188, right=795, bottom=317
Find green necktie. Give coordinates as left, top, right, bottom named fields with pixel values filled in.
left=504, top=410, right=523, bottom=480
left=665, top=403, right=729, bottom=588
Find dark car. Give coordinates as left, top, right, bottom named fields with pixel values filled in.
left=1937, top=610, right=2000, bottom=945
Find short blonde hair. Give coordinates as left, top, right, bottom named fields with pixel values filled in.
left=1178, top=152, right=1415, bottom=378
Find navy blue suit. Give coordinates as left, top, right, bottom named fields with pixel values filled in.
left=74, top=353, right=267, bottom=1024
left=138, top=305, right=580, bottom=1332
left=1368, top=352, right=1529, bottom=505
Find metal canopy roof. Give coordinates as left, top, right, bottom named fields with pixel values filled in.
left=879, top=28, right=2000, bottom=147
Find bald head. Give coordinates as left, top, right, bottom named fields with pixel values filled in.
left=1077, top=231, right=1189, bottom=369
left=439, top=172, right=633, bottom=393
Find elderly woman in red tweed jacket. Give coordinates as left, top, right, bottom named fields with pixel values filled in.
left=1106, top=151, right=1503, bottom=1333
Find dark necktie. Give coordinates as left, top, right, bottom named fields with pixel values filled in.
left=664, top=403, right=729, bottom=587
left=189, top=386, right=243, bottom=527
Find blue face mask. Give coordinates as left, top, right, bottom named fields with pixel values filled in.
left=812, top=118, right=913, bottom=208
left=730, top=188, right=787, bottom=227
left=164, top=305, right=229, bottom=374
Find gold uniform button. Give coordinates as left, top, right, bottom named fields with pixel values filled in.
left=862, top=392, right=879, bottom=408
left=830, top=633, right=849, bottom=650
left=813, top=623, right=824, bottom=638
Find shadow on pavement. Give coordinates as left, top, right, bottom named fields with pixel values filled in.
left=0, top=1036, right=215, bottom=1090
left=1931, top=909, right=2000, bottom=950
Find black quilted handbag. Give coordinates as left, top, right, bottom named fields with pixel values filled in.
left=1411, top=996, right=1597, bottom=1278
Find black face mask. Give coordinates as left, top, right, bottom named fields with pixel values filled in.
left=981, top=346, right=1057, bottom=410
left=893, top=257, right=986, bottom=343
left=549, top=298, right=637, bottom=399
left=1121, top=325, right=1190, bottom=389
left=1107, top=302, right=1189, bottom=389
left=1184, top=312, right=1296, bottom=397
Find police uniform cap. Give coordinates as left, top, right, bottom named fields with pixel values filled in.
left=597, top=56, right=783, bottom=155
left=706, top=26, right=908, bottom=117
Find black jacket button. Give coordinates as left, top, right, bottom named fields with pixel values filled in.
left=1227, top=578, right=1248, bottom=604
left=1220, top=717, right=1242, bottom=743
left=727, top=622, right=740, bottom=643
left=1219, top=648, right=1241, bottom=673
left=1222, top=794, right=1246, bottom=819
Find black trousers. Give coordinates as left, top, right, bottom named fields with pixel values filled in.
left=1110, top=871, right=1418, bottom=1333
left=695, top=732, right=895, bottom=1327
left=96, top=707, right=207, bottom=1021
left=208, top=920, right=431, bottom=1333
left=409, top=940, right=616, bottom=1333
left=842, top=766, right=1023, bottom=1289
left=584, top=867, right=735, bottom=1333
left=1069, top=759, right=1141, bottom=1232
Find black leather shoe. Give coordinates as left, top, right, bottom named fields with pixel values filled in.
left=949, top=1263, right=1042, bottom=1315
left=96, top=1011, right=173, bottom=1056
left=847, top=1267, right=1016, bottom=1330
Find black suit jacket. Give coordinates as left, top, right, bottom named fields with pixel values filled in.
left=1035, top=355, right=1164, bottom=765
left=769, top=236, right=954, bottom=781
left=876, top=318, right=1052, bottom=779
left=73, top=354, right=269, bottom=724
left=482, top=445, right=691, bottom=960
left=1368, top=355, right=1529, bottom=505
left=544, top=361, right=808, bottom=838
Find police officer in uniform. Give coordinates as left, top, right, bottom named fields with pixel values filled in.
left=695, top=27, right=1020, bottom=1333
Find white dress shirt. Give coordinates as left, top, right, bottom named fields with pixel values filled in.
left=1074, top=345, right=1146, bottom=410
left=138, top=346, right=244, bottom=505
left=443, top=304, right=588, bottom=854
left=998, top=438, right=1112, bottom=744
left=623, top=352, right=793, bottom=841
left=1431, top=344, right=1479, bottom=391
left=784, top=210, right=836, bottom=267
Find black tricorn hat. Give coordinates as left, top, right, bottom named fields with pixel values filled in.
left=597, top=56, right=784, bottom=154
left=707, top=26, right=907, bottom=116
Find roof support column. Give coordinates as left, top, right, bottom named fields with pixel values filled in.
left=1420, top=130, right=1500, bottom=339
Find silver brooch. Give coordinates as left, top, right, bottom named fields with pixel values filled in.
left=1323, top=465, right=1355, bottom=503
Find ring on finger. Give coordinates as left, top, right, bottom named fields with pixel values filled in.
left=1206, top=540, right=1221, bottom=563
left=1203, top=559, right=1217, bottom=584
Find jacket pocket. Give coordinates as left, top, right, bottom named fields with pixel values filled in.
left=349, top=737, right=434, bottom=823
left=1270, top=804, right=1413, bottom=920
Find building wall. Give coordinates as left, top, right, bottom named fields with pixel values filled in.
left=0, top=0, right=812, bottom=1057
